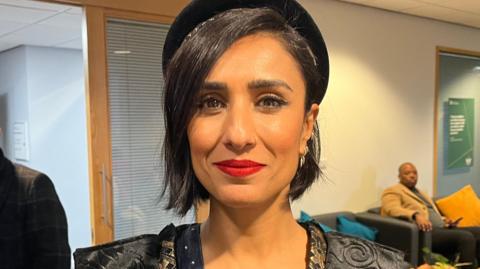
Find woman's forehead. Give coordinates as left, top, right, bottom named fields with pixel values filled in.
left=205, top=34, right=303, bottom=81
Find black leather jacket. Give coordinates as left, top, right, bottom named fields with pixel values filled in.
left=74, top=222, right=410, bottom=269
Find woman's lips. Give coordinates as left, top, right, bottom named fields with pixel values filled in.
left=213, top=159, right=266, bottom=177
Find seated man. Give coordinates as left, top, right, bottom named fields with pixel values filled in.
left=381, top=162, right=480, bottom=268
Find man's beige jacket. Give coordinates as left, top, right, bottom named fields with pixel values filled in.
left=381, top=183, right=441, bottom=221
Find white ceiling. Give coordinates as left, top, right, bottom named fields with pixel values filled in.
left=0, top=0, right=479, bottom=54
left=0, top=0, right=82, bottom=53
left=338, top=0, right=480, bottom=29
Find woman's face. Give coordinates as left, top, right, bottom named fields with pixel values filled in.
left=187, top=34, right=318, bottom=208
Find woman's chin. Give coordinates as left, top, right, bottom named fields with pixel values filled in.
left=218, top=194, right=261, bottom=209
left=211, top=184, right=284, bottom=209
left=210, top=186, right=260, bottom=207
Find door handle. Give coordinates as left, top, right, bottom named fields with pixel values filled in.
left=100, top=164, right=111, bottom=227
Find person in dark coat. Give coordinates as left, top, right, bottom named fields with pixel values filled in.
left=0, top=147, right=70, bottom=269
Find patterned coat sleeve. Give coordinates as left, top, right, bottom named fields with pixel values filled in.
left=325, top=232, right=410, bottom=269
left=74, top=224, right=177, bottom=269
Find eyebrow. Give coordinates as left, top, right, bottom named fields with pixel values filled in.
left=201, top=81, right=227, bottom=91
left=201, top=79, right=293, bottom=91
left=248, top=79, right=292, bottom=91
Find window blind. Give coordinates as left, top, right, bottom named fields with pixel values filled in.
left=106, top=19, right=194, bottom=240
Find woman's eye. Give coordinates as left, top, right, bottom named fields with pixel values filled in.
left=257, top=95, right=287, bottom=109
left=198, top=96, right=225, bottom=111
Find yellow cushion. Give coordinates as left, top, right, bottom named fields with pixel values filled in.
left=435, top=185, right=480, bottom=227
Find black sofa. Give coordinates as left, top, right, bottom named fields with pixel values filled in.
left=312, top=210, right=431, bottom=267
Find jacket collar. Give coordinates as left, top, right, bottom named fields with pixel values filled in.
left=0, top=148, right=15, bottom=211
left=397, top=183, right=441, bottom=214
left=398, top=183, right=425, bottom=204
left=0, top=148, right=5, bottom=170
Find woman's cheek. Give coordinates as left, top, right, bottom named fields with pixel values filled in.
left=189, top=116, right=222, bottom=143
left=257, top=114, right=304, bottom=153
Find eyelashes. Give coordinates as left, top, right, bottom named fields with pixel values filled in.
left=257, top=94, right=288, bottom=109
left=197, top=95, right=226, bottom=110
left=196, top=93, right=288, bottom=114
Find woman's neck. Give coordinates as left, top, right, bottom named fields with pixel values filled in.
left=200, top=195, right=308, bottom=268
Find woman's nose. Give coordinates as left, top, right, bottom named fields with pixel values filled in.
left=222, top=104, right=256, bottom=153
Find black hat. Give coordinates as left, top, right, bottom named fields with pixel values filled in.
left=162, top=0, right=329, bottom=103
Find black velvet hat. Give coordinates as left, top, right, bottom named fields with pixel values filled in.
left=162, top=0, right=329, bottom=103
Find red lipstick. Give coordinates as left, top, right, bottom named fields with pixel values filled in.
left=213, top=159, right=266, bottom=177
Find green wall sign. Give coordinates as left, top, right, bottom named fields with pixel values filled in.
left=447, top=98, right=474, bottom=169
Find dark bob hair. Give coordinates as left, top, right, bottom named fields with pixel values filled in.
left=163, top=7, right=324, bottom=216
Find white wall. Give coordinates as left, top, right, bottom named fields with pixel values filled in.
left=0, top=46, right=29, bottom=156
left=24, top=45, right=90, bottom=253
left=0, top=45, right=90, bottom=255
left=292, top=0, right=480, bottom=216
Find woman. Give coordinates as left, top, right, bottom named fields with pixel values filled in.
left=74, top=0, right=409, bottom=268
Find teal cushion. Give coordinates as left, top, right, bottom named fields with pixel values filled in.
left=336, top=215, right=377, bottom=241
left=298, top=211, right=334, bottom=233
